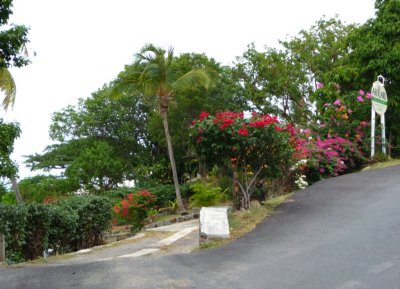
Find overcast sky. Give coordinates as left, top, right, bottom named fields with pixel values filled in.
left=3, top=0, right=376, bottom=179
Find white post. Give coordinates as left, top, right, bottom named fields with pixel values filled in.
left=381, top=113, right=386, bottom=155
left=371, top=108, right=376, bottom=158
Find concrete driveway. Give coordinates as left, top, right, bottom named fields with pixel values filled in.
left=1, top=166, right=400, bottom=289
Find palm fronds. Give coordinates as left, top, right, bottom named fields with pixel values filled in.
left=0, top=67, right=16, bottom=110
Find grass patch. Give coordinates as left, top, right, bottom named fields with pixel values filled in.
left=362, top=158, right=400, bottom=171
left=200, top=194, right=291, bottom=249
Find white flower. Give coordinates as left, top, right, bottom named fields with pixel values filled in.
left=295, top=174, right=308, bottom=189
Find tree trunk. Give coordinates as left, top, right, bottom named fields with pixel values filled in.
left=11, top=177, right=23, bottom=204
left=159, top=107, right=187, bottom=214
left=231, top=162, right=241, bottom=210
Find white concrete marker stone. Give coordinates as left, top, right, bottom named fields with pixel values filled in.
left=199, top=207, right=230, bottom=242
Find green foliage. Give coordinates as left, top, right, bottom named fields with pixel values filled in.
left=25, top=88, right=151, bottom=191
left=232, top=43, right=310, bottom=123
left=18, top=175, right=79, bottom=203
left=189, top=182, right=225, bottom=208
left=347, top=0, right=400, bottom=155
left=371, top=152, right=389, bottom=163
left=0, top=191, right=16, bottom=204
left=0, top=181, right=7, bottom=198
left=47, top=205, right=78, bottom=254
left=0, top=0, right=30, bottom=110
left=0, top=195, right=113, bottom=263
left=113, top=44, right=219, bottom=212
left=22, top=203, right=52, bottom=260
left=282, top=16, right=355, bottom=86
left=56, top=196, right=113, bottom=250
left=0, top=204, right=27, bottom=263
left=0, top=0, right=30, bottom=69
left=0, top=119, right=20, bottom=178
left=138, top=183, right=191, bottom=207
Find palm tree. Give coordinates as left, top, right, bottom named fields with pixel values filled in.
left=115, top=44, right=214, bottom=213
left=0, top=65, right=16, bottom=111
left=0, top=63, right=23, bottom=204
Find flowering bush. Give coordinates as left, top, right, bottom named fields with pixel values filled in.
left=313, top=82, right=371, bottom=145
left=113, top=190, right=157, bottom=230
left=294, top=134, right=366, bottom=182
left=190, top=111, right=293, bottom=209
left=293, top=83, right=370, bottom=182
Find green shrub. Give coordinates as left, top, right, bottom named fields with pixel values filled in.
left=0, top=195, right=113, bottom=263
left=56, top=195, right=113, bottom=250
left=101, top=187, right=133, bottom=203
left=18, top=175, right=80, bottom=203
left=0, top=204, right=27, bottom=263
left=48, top=206, right=78, bottom=254
left=23, top=203, right=52, bottom=260
left=0, top=192, right=17, bottom=204
left=189, top=182, right=226, bottom=208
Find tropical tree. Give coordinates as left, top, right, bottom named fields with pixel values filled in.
left=25, top=86, right=151, bottom=191
left=0, top=0, right=30, bottom=110
left=114, top=44, right=215, bottom=213
left=346, top=0, right=400, bottom=154
left=0, top=0, right=30, bottom=205
left=146, top=53, right=247, bottom=184
left=232, top=43, right=311, bottom=124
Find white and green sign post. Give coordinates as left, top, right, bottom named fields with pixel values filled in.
left=371, top=75, right=388, bottom=158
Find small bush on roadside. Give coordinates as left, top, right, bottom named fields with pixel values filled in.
left=189, top=182, right=226, bottom=208
left=296, top=135, right=366, bottom=183
left=103, top=184, right=191, bottom=208
left=0, top=204, right=27, bottom=264
left=113, top=190, right=157, bottom=231
left=48, top=206, right=78, bottom=254
left=23, top=203, right=52, bottom=260
left=0, top=195, right=113, bottom=263
left=56, top=195, right=113, bottom=250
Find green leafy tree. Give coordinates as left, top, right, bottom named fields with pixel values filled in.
left=282, top=17, right=356, bottom=88
left=232, top=43, right=311, bottom=124
left=0, top=0, right=30, bottom=206
left=114, top=44, right=215, bottom=213
left=347, top=0, right=400, bottom=154
left=18, top=175, right=79, bottom=203
left=0, top=119, right=20, bottom=178
left=145, top=53, right=247, bottom=184
left=0, top=0, right=29, bottom=110
left=26, top=87, right=151, bottom=191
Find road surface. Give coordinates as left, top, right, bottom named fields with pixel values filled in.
left=1, top=166, right=400, bottom=289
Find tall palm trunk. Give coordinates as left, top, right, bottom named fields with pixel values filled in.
left=159, top=106, right=186, bottom=214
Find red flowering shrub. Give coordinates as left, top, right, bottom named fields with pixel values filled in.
left=113, top=190, right=157, bottom=230
left=190, top=111, right=293, bottom=209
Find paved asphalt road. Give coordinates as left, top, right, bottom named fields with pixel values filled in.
left=1, top=166, right=400, bottom=289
